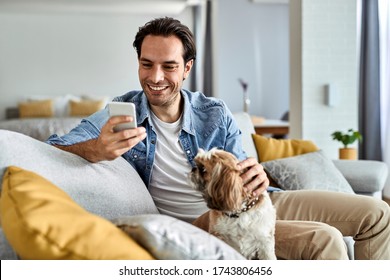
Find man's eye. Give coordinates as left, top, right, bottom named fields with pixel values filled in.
left=142, top=63, right=152, bottom=68
left=164, top=65, right=177, bottom=71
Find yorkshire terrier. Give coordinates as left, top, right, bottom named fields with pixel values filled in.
left=189, top=148, right=277, bottom=260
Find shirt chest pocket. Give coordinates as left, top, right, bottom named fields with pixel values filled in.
left=122, top=142, right=148, bottom=171
left=128, top=144, right=147, bottom=161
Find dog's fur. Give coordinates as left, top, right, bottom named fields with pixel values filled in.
left=189, top=148, right=277, bottom=260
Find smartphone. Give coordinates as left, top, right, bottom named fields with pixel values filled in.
left=108, top=102, right=137, bottom=132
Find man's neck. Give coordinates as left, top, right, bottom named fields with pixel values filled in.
left=150, top=94, right=184, bottom=123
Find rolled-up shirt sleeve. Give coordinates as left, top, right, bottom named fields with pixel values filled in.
left=46, top=108, right=109, bottom=146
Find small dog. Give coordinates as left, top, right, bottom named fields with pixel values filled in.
left=189, top=148, right=277, bottom=260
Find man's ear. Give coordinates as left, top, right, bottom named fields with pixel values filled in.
left=183, top=59, right=194, bottom=80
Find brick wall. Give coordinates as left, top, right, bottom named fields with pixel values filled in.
left=290, top=0, right=358, bottom=159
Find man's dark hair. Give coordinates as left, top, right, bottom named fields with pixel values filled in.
left=133, top=17, right=196, bottom=63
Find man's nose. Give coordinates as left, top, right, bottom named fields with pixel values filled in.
left=150, top=66, right=164, bottom=83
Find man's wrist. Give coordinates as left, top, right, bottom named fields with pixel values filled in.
left=53, top=139, right=101, bottom=163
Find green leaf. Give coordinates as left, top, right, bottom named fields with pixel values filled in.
left=330, top=129, right=362, bottom=148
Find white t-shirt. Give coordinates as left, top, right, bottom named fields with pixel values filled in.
left=148, top=112, right=209, bottom=223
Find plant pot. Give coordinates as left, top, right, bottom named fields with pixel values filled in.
left=339, top=148, right=357, bottom=160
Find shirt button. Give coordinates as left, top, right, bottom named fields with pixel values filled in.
left=134, top=155, right=138, bottom=159
left=151, top=140, right=156, bottom=145
left=186, top=150, right=191, bottom=154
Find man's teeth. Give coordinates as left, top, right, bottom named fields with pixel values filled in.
left=150, top=85, right=167, bottom=91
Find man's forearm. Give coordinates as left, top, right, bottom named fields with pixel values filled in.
left=53, top=139, right=102, bottom=163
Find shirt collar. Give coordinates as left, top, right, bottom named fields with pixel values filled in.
left=180, top=89, right=196, bottom=135
left=137, top=93, right=151, bottom=126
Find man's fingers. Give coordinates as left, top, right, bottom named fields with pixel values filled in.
left=239, top=159, right=263, bottom=183
left=96, top=118, right=147, bottom=160
left=237, top=157, right=257, bottom=171
left=238, top=157, right=269, bottom=196
left=247, top=174, right=269, bottom=197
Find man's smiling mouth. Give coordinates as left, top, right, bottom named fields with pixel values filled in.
left=148, top=85, right=169, bottom=91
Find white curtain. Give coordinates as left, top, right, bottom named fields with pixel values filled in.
left=379, top=0, right=390, bottom=198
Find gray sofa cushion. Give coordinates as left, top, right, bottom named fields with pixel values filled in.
left=0, top=129, right=158, bottom=219
left=113, top=214, right=245, bottom=260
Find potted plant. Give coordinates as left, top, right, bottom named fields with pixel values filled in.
left=331, top=129, right=363, bottom=160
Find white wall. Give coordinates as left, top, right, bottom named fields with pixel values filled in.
left=215, top=0, right=289, bottom=119
left=0, top=6, right=193, bottom=120
left=290, top=0, right=358, bottom=159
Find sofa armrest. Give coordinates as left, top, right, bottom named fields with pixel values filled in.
left=333, top=160, right=388, bottom=198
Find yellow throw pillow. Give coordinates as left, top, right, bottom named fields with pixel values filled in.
left=252, top=134, right=319, bottom=162
left=18, top=99, right=53, bottom=118
left=69, top=99, right=105, bottom=116
left=0, top=166, right=154, bottom=260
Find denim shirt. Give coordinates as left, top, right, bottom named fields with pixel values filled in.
left=46, top=89, right=247, bottom=187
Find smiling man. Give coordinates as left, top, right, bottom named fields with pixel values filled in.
left=47, top=17, right=267, bottom=224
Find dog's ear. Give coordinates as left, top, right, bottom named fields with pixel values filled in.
left=207, top=162, right=244, bottom=211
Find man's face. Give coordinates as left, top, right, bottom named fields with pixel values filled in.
left=138, top=35, right=193, bottom=109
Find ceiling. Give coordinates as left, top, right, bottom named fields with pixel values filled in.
left=0, top=0, right=202, bottom=15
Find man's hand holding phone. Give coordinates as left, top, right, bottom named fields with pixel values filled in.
left=108, top=102, right=137, bottom=131
left=94, top=102, right=146, bottom=160
left=53, top=102, right=146, bottom=163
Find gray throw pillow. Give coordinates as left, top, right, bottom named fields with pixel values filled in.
left=0, top=129, right=158, bottom=219
left=262, top=150, right=355, bottom=194
left=112, top=214, right=245, bottom=260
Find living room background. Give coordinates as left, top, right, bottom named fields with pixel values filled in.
left=0, top=0, right=368, bottom=161
left=0, top=0, right=289, bottom=122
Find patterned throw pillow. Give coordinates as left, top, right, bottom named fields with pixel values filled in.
left=113, top=215, right=245, bottom=260
left=262, top=150, right=355, bottom=194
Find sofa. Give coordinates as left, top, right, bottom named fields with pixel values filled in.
left=0, top=129, right=244, bottom=260
left=0, top=112, right=388, bottom=260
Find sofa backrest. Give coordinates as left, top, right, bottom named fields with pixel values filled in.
left=232, top=112, right=258, bottom=159
left=0, top=129, right=159, bottom=220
